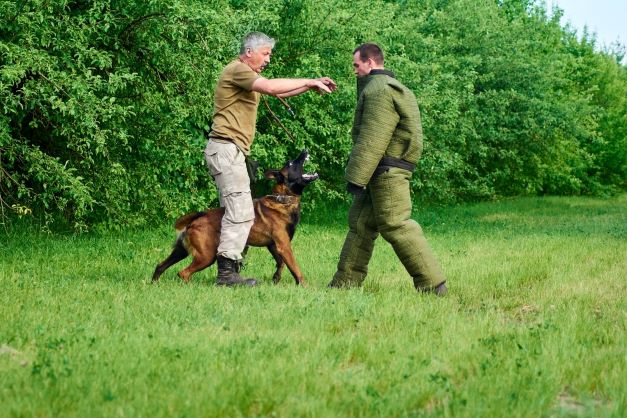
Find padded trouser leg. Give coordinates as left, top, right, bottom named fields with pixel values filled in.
left=329, top=193, right=379, bottom=288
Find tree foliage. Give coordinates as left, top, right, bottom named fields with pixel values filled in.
left=1, top=0, right=625, bottom=230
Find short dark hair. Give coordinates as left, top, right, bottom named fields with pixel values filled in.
left=353, top=43, right=384, bottom=65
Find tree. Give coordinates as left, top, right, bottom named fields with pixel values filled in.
left=1, top=0, right=625, bottom=231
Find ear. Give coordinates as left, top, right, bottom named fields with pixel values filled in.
left=264, top=169, right=280, bottom=180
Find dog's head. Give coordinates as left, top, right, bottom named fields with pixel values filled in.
left=265, top=149, right=319, bottom=196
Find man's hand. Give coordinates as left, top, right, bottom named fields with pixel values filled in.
left=307, top=78, right=337, bottom=94
left=317, top=77, right=337, bottom=92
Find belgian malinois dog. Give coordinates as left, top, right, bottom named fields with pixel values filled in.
left=152, top=149, right=318, bottom=286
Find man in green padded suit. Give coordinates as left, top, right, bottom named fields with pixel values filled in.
left=328, top=43, right=447, bottom=295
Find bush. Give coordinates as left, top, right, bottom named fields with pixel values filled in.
left=1, top=0, right=625, bottom=230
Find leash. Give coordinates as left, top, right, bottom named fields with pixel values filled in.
left=262, top=95, right=297, bottom=142
left=277, top=96, right=295, bottom=118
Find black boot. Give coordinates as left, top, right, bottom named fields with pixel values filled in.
left=216, top=256, right=257, bottom=287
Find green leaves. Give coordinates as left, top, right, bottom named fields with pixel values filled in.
left=1, top=0, right=625, bottom=230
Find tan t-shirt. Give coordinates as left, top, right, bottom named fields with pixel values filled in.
left=210, top=60, right=261, bottom=155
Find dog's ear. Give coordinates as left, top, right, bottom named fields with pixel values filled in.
left=264, top=169, right=281, bottom=180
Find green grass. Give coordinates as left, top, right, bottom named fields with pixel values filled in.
left=1, top=195, right=625, bottom=417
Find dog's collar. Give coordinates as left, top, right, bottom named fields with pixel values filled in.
left=267, top=194, right=298, bottom=204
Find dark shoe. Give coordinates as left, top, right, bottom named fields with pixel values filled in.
left=418, top=281, right=448, bottom=296
left=327, top=273, right=365, bottom=289
left=216, top=256, right=257, bottom=287
left=433, top=281, right=448, bottom=296
left=327, top=278, right=353, bottom=289
left=327, top=279, right=342, bottom=288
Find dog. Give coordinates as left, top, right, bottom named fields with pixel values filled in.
left=152, top=149, right=318, bottom=286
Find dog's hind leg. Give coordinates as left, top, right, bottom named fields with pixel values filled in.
left=177, top=244, right=217, bottom=283
left=178, top=261, right=212, bottom=283
left=152, top=239, right=188, bottom=283
left=177, top=253, right=216, bottom=283
left=177, top=228, right=219, bottom=283
left=267, top=243, right=285, bottom=284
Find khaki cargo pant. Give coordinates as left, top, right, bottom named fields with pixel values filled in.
left=204, top=140, right=254, bottom=261
left=329, top=168, right=446, bottom=290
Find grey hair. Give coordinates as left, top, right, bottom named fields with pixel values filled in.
left=239, top=32, right=276, bottom=54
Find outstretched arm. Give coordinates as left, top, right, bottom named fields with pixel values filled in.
left=277, top=77, right=337, bottom=98
left=252, top=77, right=336, bottom=97
left=276, top=85, right=310, bottom=98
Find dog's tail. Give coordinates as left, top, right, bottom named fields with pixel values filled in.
left=152, top=211, right=205, bottom=283
left=174, top=211, right=206, bottom=232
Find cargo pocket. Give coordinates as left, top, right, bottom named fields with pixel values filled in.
left=204, top=143, right=223, bottom=176
left=218, top=164, right=248, bottom=195
left=223, top=191, right=255, bottom=223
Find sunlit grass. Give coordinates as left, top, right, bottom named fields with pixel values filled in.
left=1, top=195, right=625, bottom=417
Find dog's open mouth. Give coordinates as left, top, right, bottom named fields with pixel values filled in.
left=301, top=153, right=318, bottom=182
left=302, top=173, right=319, bottom=182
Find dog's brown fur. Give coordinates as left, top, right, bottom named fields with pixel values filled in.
left=152, top=150, right=317, bottom=286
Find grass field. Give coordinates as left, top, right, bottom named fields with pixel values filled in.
left=1, top=195, right=625, bottom=417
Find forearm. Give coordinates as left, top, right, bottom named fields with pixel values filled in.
left=252, top=78, right=313, bottom=95
left=277, top=85, right=310, bottom=98
left=345, top=139, right=389, bottom=186
left=253, top=77, right=335, bottom=96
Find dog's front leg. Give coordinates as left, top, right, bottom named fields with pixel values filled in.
left=267, top=243, right=285, bottom=284
left=273, top=239, right=306, bottom=287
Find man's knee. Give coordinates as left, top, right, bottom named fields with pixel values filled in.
left=378, top=217, right=419, bottom=240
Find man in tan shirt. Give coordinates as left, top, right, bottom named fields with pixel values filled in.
left=205, top=31, right=336, bottom=286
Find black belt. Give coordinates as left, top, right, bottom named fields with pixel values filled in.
left=372, top=156, right=416, bottom=178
